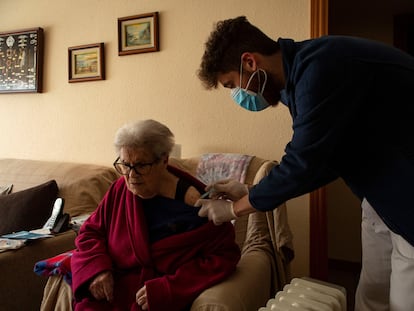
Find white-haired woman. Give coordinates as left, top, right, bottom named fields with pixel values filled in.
left=71, top=120, right=240, bottom=311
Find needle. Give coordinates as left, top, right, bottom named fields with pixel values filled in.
left=200, top=189, right=212, bottom=199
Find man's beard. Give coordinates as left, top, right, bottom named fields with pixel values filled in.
left=263, top=72, right=283, bottom=106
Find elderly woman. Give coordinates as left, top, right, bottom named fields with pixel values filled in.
left=71, top=120, right=240, bottom=311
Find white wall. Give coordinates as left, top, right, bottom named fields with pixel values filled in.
left=0, top=0, right=311, bottom=277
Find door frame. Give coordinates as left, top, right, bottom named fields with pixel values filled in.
left=309, top=0, right=329, bottom=280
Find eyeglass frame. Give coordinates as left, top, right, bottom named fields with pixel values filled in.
left=113, top=157, right=160, bottom=176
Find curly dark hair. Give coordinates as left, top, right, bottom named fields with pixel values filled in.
left=197, top=16, right=279, bottom=89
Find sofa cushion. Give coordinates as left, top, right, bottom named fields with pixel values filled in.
left=0, top=180, right=58, bottom=235
left=0, top=184, right=13, bottom=195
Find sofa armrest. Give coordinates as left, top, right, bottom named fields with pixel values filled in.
left=191, top=250, right=273, bottom=311
left=0, top=230, right=76, bottom=311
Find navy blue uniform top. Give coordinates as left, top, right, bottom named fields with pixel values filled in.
left=249, top=36, right=414, bottom=245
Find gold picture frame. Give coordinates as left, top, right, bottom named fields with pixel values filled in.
left=0, top=27, right=44, bottom=93
left=118, top=12, right=159, bottom=56
left=68, top=42, right=105, bottom=83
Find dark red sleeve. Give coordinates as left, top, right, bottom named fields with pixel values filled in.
left=71, top=180, right=120, bottom=299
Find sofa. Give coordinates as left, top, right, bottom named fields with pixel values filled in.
left=0, top=158, right=119, bottom=311
left=0, top=155, right=294, bottom=311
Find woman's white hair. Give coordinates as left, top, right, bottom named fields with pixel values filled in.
left=114, top=119, right=175, bottom=159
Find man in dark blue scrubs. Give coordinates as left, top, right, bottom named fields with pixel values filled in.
left=196, top=16, right=414, bottom=311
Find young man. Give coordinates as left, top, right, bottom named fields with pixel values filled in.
left=195, top=16, right=414, bottom=311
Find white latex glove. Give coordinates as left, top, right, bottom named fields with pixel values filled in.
left=195, top=199, right=237, bottom=225
left=206, top=179, right=248, bottom=201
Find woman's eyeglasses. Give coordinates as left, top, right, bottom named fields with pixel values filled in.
left=113, top=157, right=158, bottom=176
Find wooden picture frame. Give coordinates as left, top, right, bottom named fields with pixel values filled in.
left=68, top=42, right=105, bottom=83
left=0, top=27, right=44, bottom=93
left=118, top=12, right=159, bottom=56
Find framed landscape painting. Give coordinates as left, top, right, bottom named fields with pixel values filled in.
left=68, top=42, right=105, bottom=83
left=118, top=12, right=159, bottom=56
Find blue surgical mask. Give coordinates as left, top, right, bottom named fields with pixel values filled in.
left=231, top=62, right=270, bottom=112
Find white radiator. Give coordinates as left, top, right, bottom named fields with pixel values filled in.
left=259, top=277, right=347, bottom=311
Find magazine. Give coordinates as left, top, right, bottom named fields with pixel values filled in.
left=0, top=239, right=25, bottom=252
left=0, top=229, right=53, bottom=252
left=2, top=230, right=52, bottom=240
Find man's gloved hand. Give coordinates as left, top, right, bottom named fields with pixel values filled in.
left=195, top=199, right=237, bottom=225
left=206, top=179, right=248, bottom=201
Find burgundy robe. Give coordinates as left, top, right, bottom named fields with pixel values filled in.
left=71, top=166, right=241, bottom=311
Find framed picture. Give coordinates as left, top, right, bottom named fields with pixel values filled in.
left=68, top=42, right=105, bottom=83
left=0, top=27, right=44, bottom=93
left=118, top=12, right=159, bottom=56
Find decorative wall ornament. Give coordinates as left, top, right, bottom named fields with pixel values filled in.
left=0, top=27, right=44, bottom=93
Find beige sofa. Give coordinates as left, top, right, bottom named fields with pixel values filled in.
left=0, top=158, right=119, bottom=311
left=0, top=155, right=294, bottom=311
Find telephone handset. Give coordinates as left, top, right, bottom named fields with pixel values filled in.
left=43, top=198, right=70, bottom=233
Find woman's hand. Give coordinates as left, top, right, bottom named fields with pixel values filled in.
left=136, top=285, right=148, bottom=310
left=88, top=270, right=114, bottom=302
